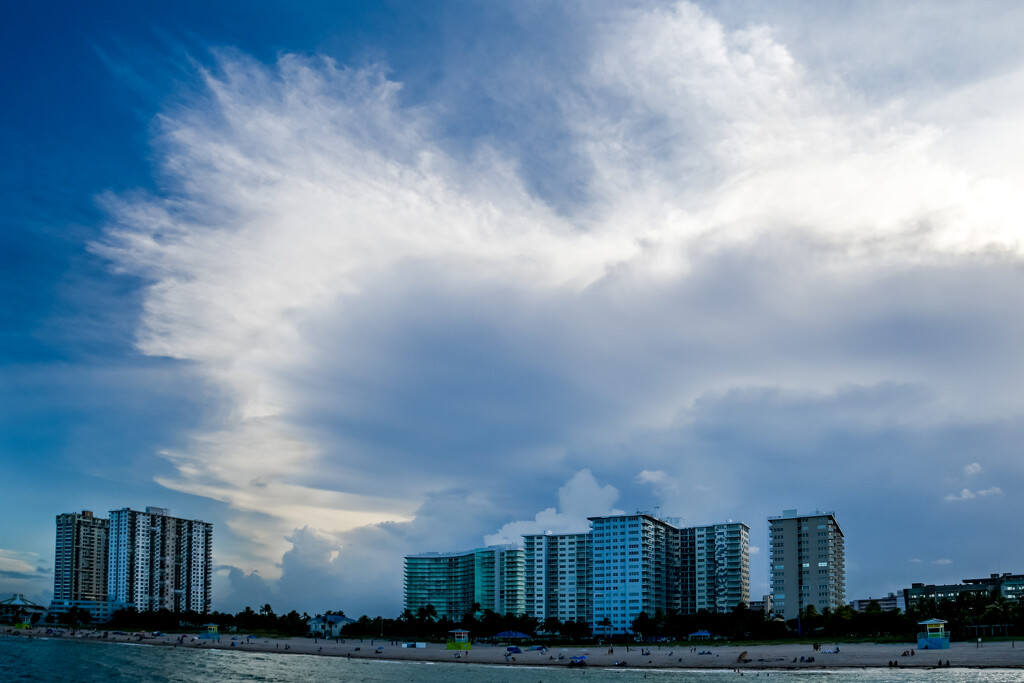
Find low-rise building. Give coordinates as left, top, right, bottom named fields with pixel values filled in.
left=904, top=572, right=1024, bottom=610
left=849, top=593, right=903, bottom=612
left=309, top=613, right=355, bottom=638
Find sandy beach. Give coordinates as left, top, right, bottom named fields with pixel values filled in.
left=9, top=628, right=1024, bottom=670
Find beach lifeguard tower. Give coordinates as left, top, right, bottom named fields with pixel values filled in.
left=917, top=618, right=949, bottom=650
left=447, top=629, right=471, bottom=650
left=200, top=623, right=220, bottom=641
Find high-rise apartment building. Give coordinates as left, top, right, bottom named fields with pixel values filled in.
left=407, top=512, right=752, bottom=634
left=404, top=550, right=477, bottom=619
left=523, top=532, right=592, bottom=625
left=404, top=545, right=525, bottom=619
left=108, top=507, right=213, bottom=613
left=688, top=522, right=750, bottom=613
left=474, top=544, right=525, bottom=616
left=53, top=511, right=109, bottom=603
left=50, top=510, right=113, bottom=623
left=590, top=514, right=681, bottom=634
left=768, top=510, right=845, bottom=621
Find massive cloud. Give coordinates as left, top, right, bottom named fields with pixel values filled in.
left=95, top=2, right=1024, bottom=611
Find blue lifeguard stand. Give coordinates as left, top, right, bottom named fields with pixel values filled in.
left=917, top=618, right=949, bottom=650
left=200, top=623, right=221, bottom=641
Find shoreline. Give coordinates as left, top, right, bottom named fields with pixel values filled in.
left=6, top=628, right=1024, bottom=670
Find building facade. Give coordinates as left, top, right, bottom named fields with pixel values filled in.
left=50, top=510, right=112, bottom=623
left=849, top=593, right=903, bottom=612
left=689, top=522, right=750, bottom=613
left=474, top=545, right=525, bottom=616
left=404, top=545, right=526, bottom=620
left=404, top=550, right=476, bottom=620
left=904, top=573, right=1024, bottom=610
left=107, top=507, right=213, bottom=613
left=768, top=510, right=845, bottom=621
left=53, top=511, right=109, bottom=603
left=590, top=514, right=682, bottom=634
left=523, top=532, right=592, bottom=625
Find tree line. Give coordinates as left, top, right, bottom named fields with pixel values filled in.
left=46, top=591, right=1022, bottom=642
left=51, top=603, right=312, bottom=637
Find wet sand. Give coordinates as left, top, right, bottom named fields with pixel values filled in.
left=11, top=628, right=1024, bottom=670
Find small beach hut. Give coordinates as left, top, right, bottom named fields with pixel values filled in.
left=447, top=629, right=471, bottom=650
left=199, top=623, right=220, bottom=641
left=917, top=618, right=950, bottom=650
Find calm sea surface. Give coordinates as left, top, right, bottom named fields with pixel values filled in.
left=2, top=636, right=1022, bottom=683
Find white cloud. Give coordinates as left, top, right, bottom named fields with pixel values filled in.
left=92, top=2, right=1024, bottom=591
left=636, top=469, right=667, bottom=484
left=0, top=548, right=41, bottom=577
left=945, top=486, right=1002, bottom=502
left=933, top=558, right=953, bottom=565
left=0, top=548, right=49, bottom=601
left=964, top=462, right=982, bottom=476
left=484, top=469, right=622, bottom=545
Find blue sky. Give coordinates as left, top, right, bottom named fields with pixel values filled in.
left=4, top=1, right=1024, bottom=618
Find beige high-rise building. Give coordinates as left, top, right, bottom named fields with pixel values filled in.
left=53, top=510, right=109, bottom=603
left=768, top=510, right=845, bottom=622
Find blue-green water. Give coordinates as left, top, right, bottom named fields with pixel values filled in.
left=2, top=636, right=1022, bottom=683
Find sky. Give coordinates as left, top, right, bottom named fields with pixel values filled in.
left=3, top=0, right=1024, bottom=618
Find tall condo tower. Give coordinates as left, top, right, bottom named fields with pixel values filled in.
left=107, top=507, right=213, bottom=613
left=686, top=522, right=750, bottom=613
left=523, top=532, right=592, bottom=625
left=53, top=510, right=109, bottom=603
left=768, top=509, right=845, bottom=622
left=404, top=545, right=525, bottom=620
left=589, top=514, right=681, bottom=634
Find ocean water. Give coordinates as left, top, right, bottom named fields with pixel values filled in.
left=1, top=636, right=1022, bottom=683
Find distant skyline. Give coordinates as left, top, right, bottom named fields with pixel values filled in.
left=3, top=1, right=1024, bottom=618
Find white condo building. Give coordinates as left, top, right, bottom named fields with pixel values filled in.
left=590, top=514, right=681, bottom=634
left=688, top=522, right=750, bottom=613
left=474, top=544, right=525, bottom=616
left=523, top=532, right=592, bottom=625
left=768, top=510, right=845, bottom=621
left=108, top=507, right=213, bottom=613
